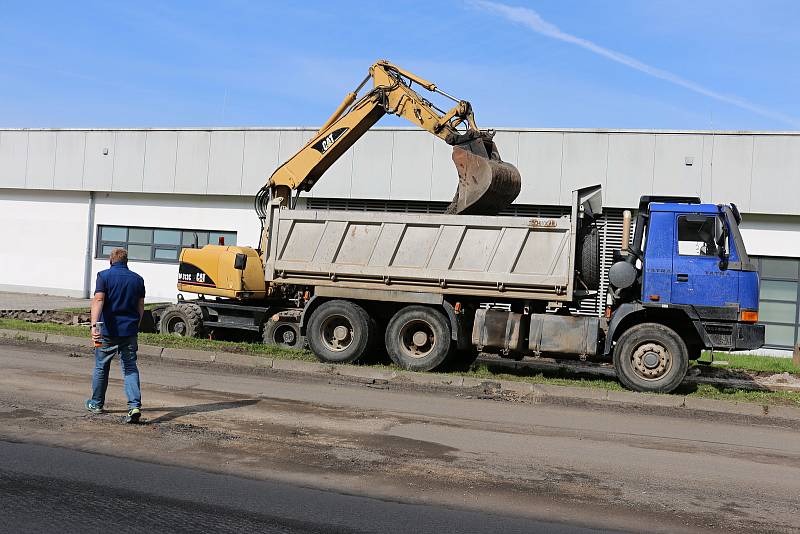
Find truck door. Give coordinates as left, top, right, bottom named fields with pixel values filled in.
left=671, top=213, right=738, bottom=307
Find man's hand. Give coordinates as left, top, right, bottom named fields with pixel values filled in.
left=91, top=325, right=101, bottom=343
left=91, top=291, right=105, bottom=344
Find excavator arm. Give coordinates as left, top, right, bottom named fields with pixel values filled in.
left=257, top=60, right=521, bottom=219
left=178, top=61, right=522, bottom=301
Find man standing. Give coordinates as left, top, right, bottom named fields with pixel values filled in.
left=85, top=248, right=146, bottom=424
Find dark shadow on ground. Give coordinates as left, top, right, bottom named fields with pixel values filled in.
left=104, top=399, right=262, bottom=424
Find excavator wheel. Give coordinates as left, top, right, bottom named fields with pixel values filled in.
left=447, top=140, right=522, bottom=216
left=159, top=303, right=204, bottom=338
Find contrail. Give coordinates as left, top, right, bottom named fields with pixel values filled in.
left=470, top=0, right=798, bottom=127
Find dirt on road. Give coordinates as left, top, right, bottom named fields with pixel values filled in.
left=1, top=339, right=799, bottom=533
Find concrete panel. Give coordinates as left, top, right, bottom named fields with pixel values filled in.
left=0, top=131, right=28, bottom=188
left=53, top=131, right=86, bottom=190
left=277, top=130, right=308, bottom=163
left=740, top=215, right=800, bottom=257
left=492, top=130, right=520, bottom=167
left=0, top=189, right=89, bottom=294
left=516, top=132, right=562, bottom=205
left=652, top=134, right=703, bottom=198
left=750, top=136, right=800, bottom=215
left=112, top=131, right=146, bottom=192
left=241, top=130, right=280, bottom=194
left=698, top=135, right=714, bottom=202
left=310, top=144, right=353, bottom=198
left=26, top=131, right=57, bottom=189
left=390, top=131, right=433, bottom=201
left=174, top=131, right=211, bottom=194
left=708, top=135, right=753, bottom=210
left=207, top=130, right=245, bottom=195
left=560, top=133, right=608, bottom=206
left=606, top=133, right=655, bottom=208
left=142, top=130, right=178, bottom=193
left=350, top=130, right=393, bottom=200
left=430, top=138, right=459, bottom=202
left=82, top=131, right=115, bottom=190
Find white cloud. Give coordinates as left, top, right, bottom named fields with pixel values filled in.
left=470, top=0, right=799, bottom=128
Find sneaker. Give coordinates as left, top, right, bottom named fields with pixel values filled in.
left=85, top=400, right=103, bottom=414
left=125, top=408, right=141, bottom=424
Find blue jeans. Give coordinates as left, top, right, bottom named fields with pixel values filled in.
left=91, top=335, right=141, bottom=409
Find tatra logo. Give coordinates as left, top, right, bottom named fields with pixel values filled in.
left=312, top=128, right=348, bottom=154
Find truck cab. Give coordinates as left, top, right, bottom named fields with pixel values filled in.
left=643, top=201, right=759, bottom=313
left=606, top=196, right=764, bottom=392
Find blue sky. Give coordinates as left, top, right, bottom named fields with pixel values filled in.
left=2, top=0, right=798, bottom=130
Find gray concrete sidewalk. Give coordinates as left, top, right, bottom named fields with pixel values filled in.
left=0, top=292, right=92, bottom=311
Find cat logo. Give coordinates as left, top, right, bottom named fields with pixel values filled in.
left=178, top=263, right=216, bottom=287
left=312, top=127, right=348, bottom=154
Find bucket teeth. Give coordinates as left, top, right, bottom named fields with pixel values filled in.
left=447, top=144, right=522, bottom=215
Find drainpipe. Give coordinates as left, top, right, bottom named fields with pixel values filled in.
left=83, top=191, right=96, bottom=298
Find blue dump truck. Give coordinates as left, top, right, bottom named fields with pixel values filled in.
left=602, top=194, right=763, bottom=391
left=165, top=185, right=764, bottom=393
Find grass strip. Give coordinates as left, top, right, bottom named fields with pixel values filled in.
left=697, top=353, right=798, bottom=375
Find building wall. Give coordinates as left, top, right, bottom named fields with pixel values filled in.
left=3, top=128, right=800, bottom=215
left=0, top=189, right=90, bottom=297
left=739, top=214, right=800, bottom=258
left=88, top=193, right=261, bottom=300
left=1, top=127, right=799, bottom=351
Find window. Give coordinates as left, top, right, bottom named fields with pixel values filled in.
left=753, top=256, right=799, bottom=350
left=96, top=225, right=237, bottom=264
left=677, top=215, right=721, bottom=257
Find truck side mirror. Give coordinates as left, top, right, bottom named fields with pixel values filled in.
left=234, top=253, right=247, bottom=270
left=717, top=229, right=729, bottom=270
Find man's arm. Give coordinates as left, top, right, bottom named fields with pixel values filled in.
left=137, top=298, right=145, bottom=325
left=91, top=292, right=105, bottom=342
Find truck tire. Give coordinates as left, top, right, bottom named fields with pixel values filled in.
left=385, top=306, right=451, bottom=372
left=576, top=224, right=600, bottom=290
left=263, top=319, right=305, bottom=350
left=306, top=300, right=374, bottom=364
left=159, top=303, right=204, bottom=338
left=613, top=323, right=688, bottom=393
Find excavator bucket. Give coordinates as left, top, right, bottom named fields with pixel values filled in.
left=447, top=138, right=522, bottom=215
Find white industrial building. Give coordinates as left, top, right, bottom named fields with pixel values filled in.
left=1, top=127, right=799, bottom=351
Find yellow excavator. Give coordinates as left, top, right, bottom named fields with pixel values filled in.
left=160, top=60, right=521, bottom=343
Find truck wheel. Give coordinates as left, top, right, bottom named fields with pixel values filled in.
left=307, top=300, right=374, bottom=364
left=263, top=319, right=305, bottom=350
left=576, top=224, right=600, bottom=290
left=159, top=304, right=204, bottom=338
left=613, top=323, right=688, bottom=393
left=385, top=306, right=451, bottom=372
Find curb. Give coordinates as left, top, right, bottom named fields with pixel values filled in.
left=2, top=328, right=799, bottom=422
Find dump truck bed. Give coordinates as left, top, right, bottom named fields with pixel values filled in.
left=264, top=188, right=602, bottom=302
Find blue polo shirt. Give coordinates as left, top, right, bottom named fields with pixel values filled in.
left=95, top=262, right=146, bottom=337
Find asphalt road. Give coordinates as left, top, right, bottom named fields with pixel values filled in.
left=1, top=340, right=799, bottom=533
left=0, top=440, right=612, bottom=534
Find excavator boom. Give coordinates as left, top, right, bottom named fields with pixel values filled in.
left=260, top=60, right=521, bottom=218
